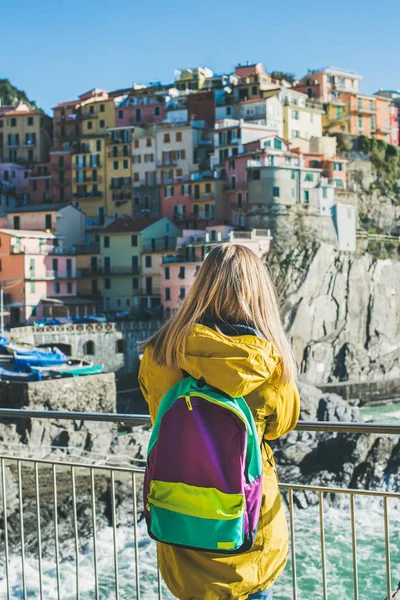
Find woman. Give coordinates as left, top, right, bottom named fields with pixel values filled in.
left=139, top=243, right=300, bottom=600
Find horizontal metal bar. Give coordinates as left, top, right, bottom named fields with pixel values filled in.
left=0, top=454, right=398, bottom=498
left=0, top=409, right=399, bottom=435
left=279, top=482, right=400, bottom=499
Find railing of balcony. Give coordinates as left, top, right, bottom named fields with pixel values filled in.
left=0, top=412, right=398, bottom=600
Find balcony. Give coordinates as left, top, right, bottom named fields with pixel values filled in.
left=355, top=105, right=376, bottom=115
left=24, top=140, right=37, bottom=147
left=83, top=266, right=141, bottom=276
left=74, top=162, right=101, bottom=170
left=10, top=245, right=70, bottom=255
left=73, top=191, right=103, bottom=199
left=162, top=255, right=203, bottom=264
left=75, top=175, right=103, bottom=184
left=109, top=178, right=132, bottom=190
left=107, top=149, right=131, bottom=158
left=156, top=159, right=178, bottom=167
left=81, top=112, right=99, bottom=120
left=26, top=270, right=76, bottom=280
left=112, top=191, right=132, bottom=202
left=52, top=178, right=71, bottom=187
left=132, top=286, right=161, bottom=296
left=7, top=140, right=19, bottom=148
left=0, top=411, right=397, bottom=600
left=191, top=192, right=214, bottom=201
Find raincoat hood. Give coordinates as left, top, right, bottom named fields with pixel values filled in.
left=179, top=324, right=281, bottom=398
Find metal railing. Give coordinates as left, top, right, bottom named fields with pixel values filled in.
left=0, top=410, right=399, bottom=600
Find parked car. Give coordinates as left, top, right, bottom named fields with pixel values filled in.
left=33, top=318, right=61, bottom=327
left=85, top=314, right=107, bottom=324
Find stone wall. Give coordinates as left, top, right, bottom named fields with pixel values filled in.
left=0, top=372, right=116, bottom=412
left=9, top=321, right=160, bottom=386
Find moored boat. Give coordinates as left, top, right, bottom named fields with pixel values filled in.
left=30, top=359, right=103, bottom=377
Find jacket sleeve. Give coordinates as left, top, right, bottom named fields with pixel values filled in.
left=263, top=379, right=300, bottom=441
left=138, top=346, right=182, bottom=425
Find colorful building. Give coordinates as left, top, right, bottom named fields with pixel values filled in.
left=98, top=216, right=180, bottom=314
left=295, top=67, right=362, bottom=102
left=27, top=163, right=52, bottom=204
left=323, top=92, right=396, bottom=143
left=5, top=204, right=85, bottom=249
left=0, top=229, right=83, bottom=325
left=161, top=226, right=272, bottom=315
left=0, top=104, right=52, bottom=164
left=50, top=150, right=73, bottom=203
left=106, top=126, right=134, bottom=215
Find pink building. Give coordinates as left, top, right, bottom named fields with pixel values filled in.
left=0, top=163, right=30, bottom=200
left=27, top=163, right=52, bottom=204
left=160, top=226, right=272, bottom=316
left=0, top=229, right=93, bottom=325
left=115, top=92, right=167, bottom=127
left=50, top=151, right=73, bottom=203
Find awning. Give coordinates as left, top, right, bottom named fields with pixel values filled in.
left=41, top=296, right=98, bottom=306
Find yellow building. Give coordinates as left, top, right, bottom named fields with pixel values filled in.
left=71, top=136, right=108, bottom=220
left=75, top=243, right=101, bottom=303
left=105, top=126, right=134, bottom=216
left=322, top=100, right=350, bottom=134
left=0, top=104, right=52, bottom=164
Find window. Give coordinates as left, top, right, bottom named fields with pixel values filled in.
left=105, top=278, right=111, bottom=289
left=371, top=116, right=375, bottom=131
left=305, top=173, right=314, bottom=182
left=87, top=121, right=93, bottom=130
left=13, top=216, right=20, bottom=229
left=165, top=288, right=171, bottom=301
left=274, top=138, right=282, bottom=149
left=229, top=159, right=235, bottom=171
left=0, top=259, right=1, bottom=272
left=370, top=100, right=374, bottom=110
left=165, top=267, right=170, bottom=280
left=84, top=341, right=95, bottom=355
left=163, top=133, right=170, bottom=143
left=99, top=120, right=105, bottom=128
left=30, top=281, right=36, bottom=293
left=358, top=98, right=362, bottom=110
left=292, top=110, right=300, bottom=120
left=304, top=190, right=309, bottom=202
left=252, top=169, right=261, bottom=181
left=132, top=277, right=139, bottom=289
left=67, top=282, right=73, bottom=294
left=133, top=173, right=139, bottom=182
left=154, top=106, right=160, bottom=116
left=273, top=186, right=280, bottom=197
left=292, top=130, right=300, bottom=138
left=179, top=266, right=185, bottom=279
left=180, top=287, right=186, bottom=300
left=322, top=188, right=328, bottom=199
left=237, top=192, right=243, bottom=208
left=123, top=159, right=129, bottom=169
left=118, top=110, right=124, bottom=120
left=146, top=138, right=152, bottom=147
left=358, top=116, right=363, bottom=129
left=145, top=256, right=152, bottom=268
left=131, top=235, right=138, bottom=247
left=104, top=236, right=110, bottom=248
left=176, top=132, right=182, bottom=142
left=11, top=117, right=16, bottom=127
left=100, top=104, right=105, bottom=113
left=334, top=162, right=343, bottom=171
left=45, top=214, right=52, bottom=229
left=134, top=139, right=139, bottom=149
left=291, top=171, right=296, bottom=180
left=53, top=282, right=60, bottom=294
left=252, top=85, right=258, bottom=95
left=27, top=116, right=34, bottom=126
left=113, top=161, right=119, bottom=170
left=33, top=181, right=37, bottom=192
left=231, top=176, right=236, bottom=190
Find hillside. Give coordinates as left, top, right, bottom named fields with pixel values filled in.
left=0, top=78, right=38, bottom=109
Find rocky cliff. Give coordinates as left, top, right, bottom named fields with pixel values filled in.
left=267, top=241, right=400, bottom=385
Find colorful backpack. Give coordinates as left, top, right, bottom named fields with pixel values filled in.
left=143, top=375, right=263, bottom=554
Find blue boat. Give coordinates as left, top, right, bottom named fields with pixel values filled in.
left=13, top=348, right=66, bottom=371
left=0, top=366, right=42, bottom=382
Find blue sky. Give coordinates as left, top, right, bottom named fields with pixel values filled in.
left=2, top=0, right=400, bottom=114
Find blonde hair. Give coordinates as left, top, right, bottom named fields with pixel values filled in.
left=142, top=243, right=297, bottom=383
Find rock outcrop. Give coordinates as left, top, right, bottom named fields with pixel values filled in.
left=267, top=242, right=400, bottom=385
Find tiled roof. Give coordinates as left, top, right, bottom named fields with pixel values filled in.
left=54, top=100, right=79, bottom=108
left=101, top=216, right=162, bottom=234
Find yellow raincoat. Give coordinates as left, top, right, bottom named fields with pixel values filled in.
left=139, top=324, right=300, bottom=600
